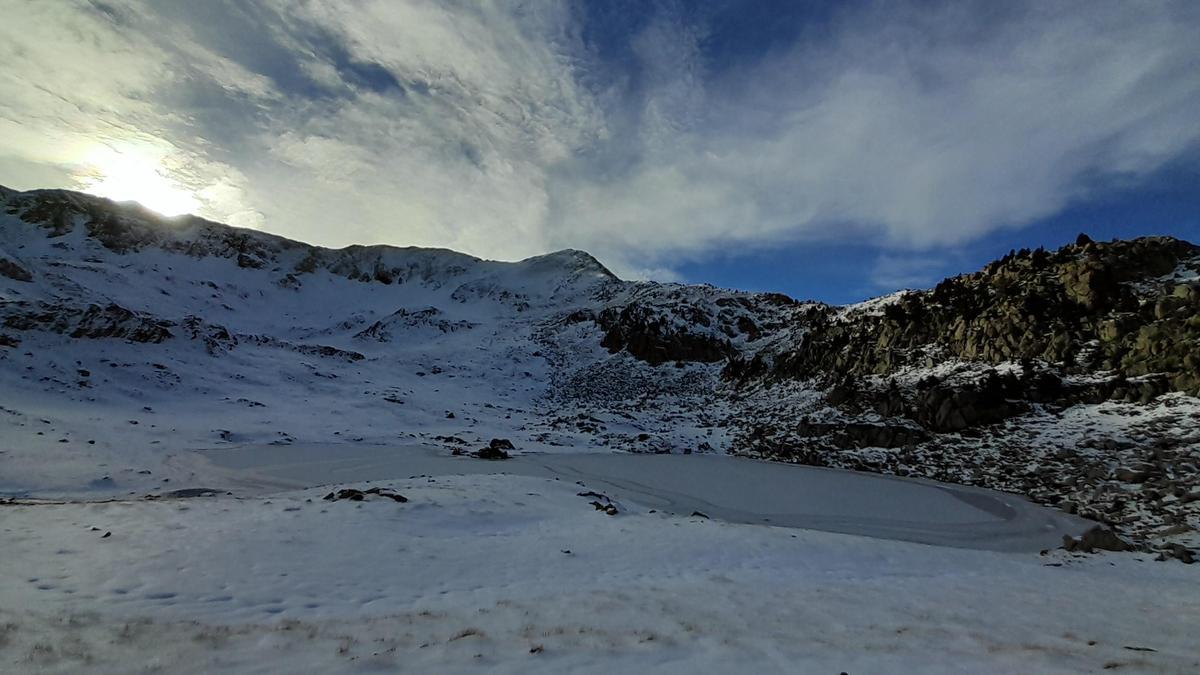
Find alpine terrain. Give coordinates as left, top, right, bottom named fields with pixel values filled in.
left=2, top=186, right=1199, bottom=673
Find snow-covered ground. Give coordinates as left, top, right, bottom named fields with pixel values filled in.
left=3, top=189, right=1199, bottom=672
left=0, top=189, right=784, bottom=497
left=4, top=472, right=1198, bottom=674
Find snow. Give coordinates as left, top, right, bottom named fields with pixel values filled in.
left=3, top=474, right=1198, bottom=674
left=0, top=191, right=788, bottom=496
left=837, top=289, right=915, bottom=319
left=3, top=189, right=1199, bottom=673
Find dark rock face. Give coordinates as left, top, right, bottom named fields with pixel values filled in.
left=730, top=236, right=1200, bottom=403
left=183, top=316, right=238, bottom=355
left=582, top=288, right=804, bottom=366
left=238, top=334, right=365, bottom=362
left=803, top=367, right=1078, bottom=434
left=578, top=490, right=619, bottom=515
left=597, top=304, right=735, bottom=365
left=474, top=438, right=515, bottom=459
left=3, top=301, right=174, bottom=343
left=475, top=447, right=510, bottom=460
left=910, top=371, right=1043, bottom=432
left=323, top=487, right=408, bottom=503
left=1062, top=526, right=1133, bottom=553
left=723, top=237, right=1200, bottom=557
left=0, top=257, right=32, bottom=282
left=355, top=307, right=475, bottom=341
left=763, top=417, right=928, bottom=450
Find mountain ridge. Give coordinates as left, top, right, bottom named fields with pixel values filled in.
left=1, top=185, right=1198, bottom=559
left=0, top=185, right=619, bottom=286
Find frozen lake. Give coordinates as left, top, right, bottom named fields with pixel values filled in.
left=196, top=443, right=1092, bottom=552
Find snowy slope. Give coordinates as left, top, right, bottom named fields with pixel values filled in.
left=2, top=187, right=1199, bottom=674
left=4, top=474, right=1198, bottom=674
left=0, top=187, right=805, bottom=497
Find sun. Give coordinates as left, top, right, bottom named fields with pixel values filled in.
left=77, top=145, right=201, bottom=217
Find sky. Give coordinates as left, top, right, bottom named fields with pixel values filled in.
left=1, top=0, right=1198, bottom=303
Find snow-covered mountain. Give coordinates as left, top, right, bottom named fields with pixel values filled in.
left=2, top=185, right=1198, bottom=559
left=0, top=187, right=808, bottom=491
left=4, top=185, right=1200, bottom=673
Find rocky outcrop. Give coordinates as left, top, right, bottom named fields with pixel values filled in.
left=323, top=487, right=408, bottom=503
left=731, top=236, right=1200, bottom=402
left=3, top=186, right=1198, bottom=557
left=597, top=303, right=735, bottom=365
left=2, top=301, right=174, bottom=343
left=237, top=335, right=365, bottom=362
left=182, top=316, right=238, bottom=355
left=474, top=438, right=515, bottom=459
left=354, top=307, right=476, bottom=341
left=1062, top=526, right=1133, bottom=553
left=0, top=256, right=32, bottom=282
left=722, top=236, right=1200, bottom=557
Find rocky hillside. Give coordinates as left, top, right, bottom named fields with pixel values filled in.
left=722, top=235, right=1200, bottom=560
left=725, top=235, right=1199, bottom=435
left=0, top=185, right=805, bottom=487
left=1, top=185, right=1198, bottom=559
left=732, top=235, right=1199, bottom=394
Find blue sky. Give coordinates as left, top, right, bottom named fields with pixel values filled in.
left=1, top=0, right=1198, bottom=303
left=678, top=157, right=1200, bottom=303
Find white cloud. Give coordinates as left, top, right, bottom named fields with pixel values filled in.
left=0, top=0, right=263, bottom=226
left=870, top=254, right=951, bottom=292
left=0, top=0, right=1197, bottom=279
left=548, top=1, right=1200, bottom=268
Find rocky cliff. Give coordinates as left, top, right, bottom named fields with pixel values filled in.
left=731, top=234, right=1200, bottom=396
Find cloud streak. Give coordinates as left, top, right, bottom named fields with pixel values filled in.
left=0, top=0, right=1197, bottom=280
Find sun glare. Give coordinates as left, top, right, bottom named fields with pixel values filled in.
left=78, top=146, right=201, bottom=217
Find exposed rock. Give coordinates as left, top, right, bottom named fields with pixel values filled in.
left=183, top=316, right=237, bottom=355
left=1113, top=464, right=1155, bottom=484
left=322, top=487, right=408, bottom=503
left=1062, top=526, right=1133, bottom=553
left=363, top=486, right=409, bottom=503
left=324, top=488, right=365, bottom=501
left=731, top=236, right=1200, bottom=400
left=475, top=439, right=514, bottom=460
left=1161, top=543, right=1195, bottom=564
left=0, top=257, right=32, bottom=282
left=474, top=447, right=510, bottom=460
left=590, top=500, right=619, bottom=515
left=3, top=187, right=1198, bottom=559
left=3, top=301, right=174, bottom=343
left=597, top=303, right=734, bottom=365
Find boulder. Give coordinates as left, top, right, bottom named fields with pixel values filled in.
left=475, top=439, right=513, bottom=460
left=1113, top=463, right=1155, bottom=484
left=1062, top=526, right=1133, bottom=553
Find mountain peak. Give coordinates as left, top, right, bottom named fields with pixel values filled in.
left=519, top=248, right=618, bottom=281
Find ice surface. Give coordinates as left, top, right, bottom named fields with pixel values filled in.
left=197, top=444, right=1091, bottom=551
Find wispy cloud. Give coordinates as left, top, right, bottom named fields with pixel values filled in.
left=870, top=254, right=952, bottom=292
left=0, top=0, right=1197, bottom=279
